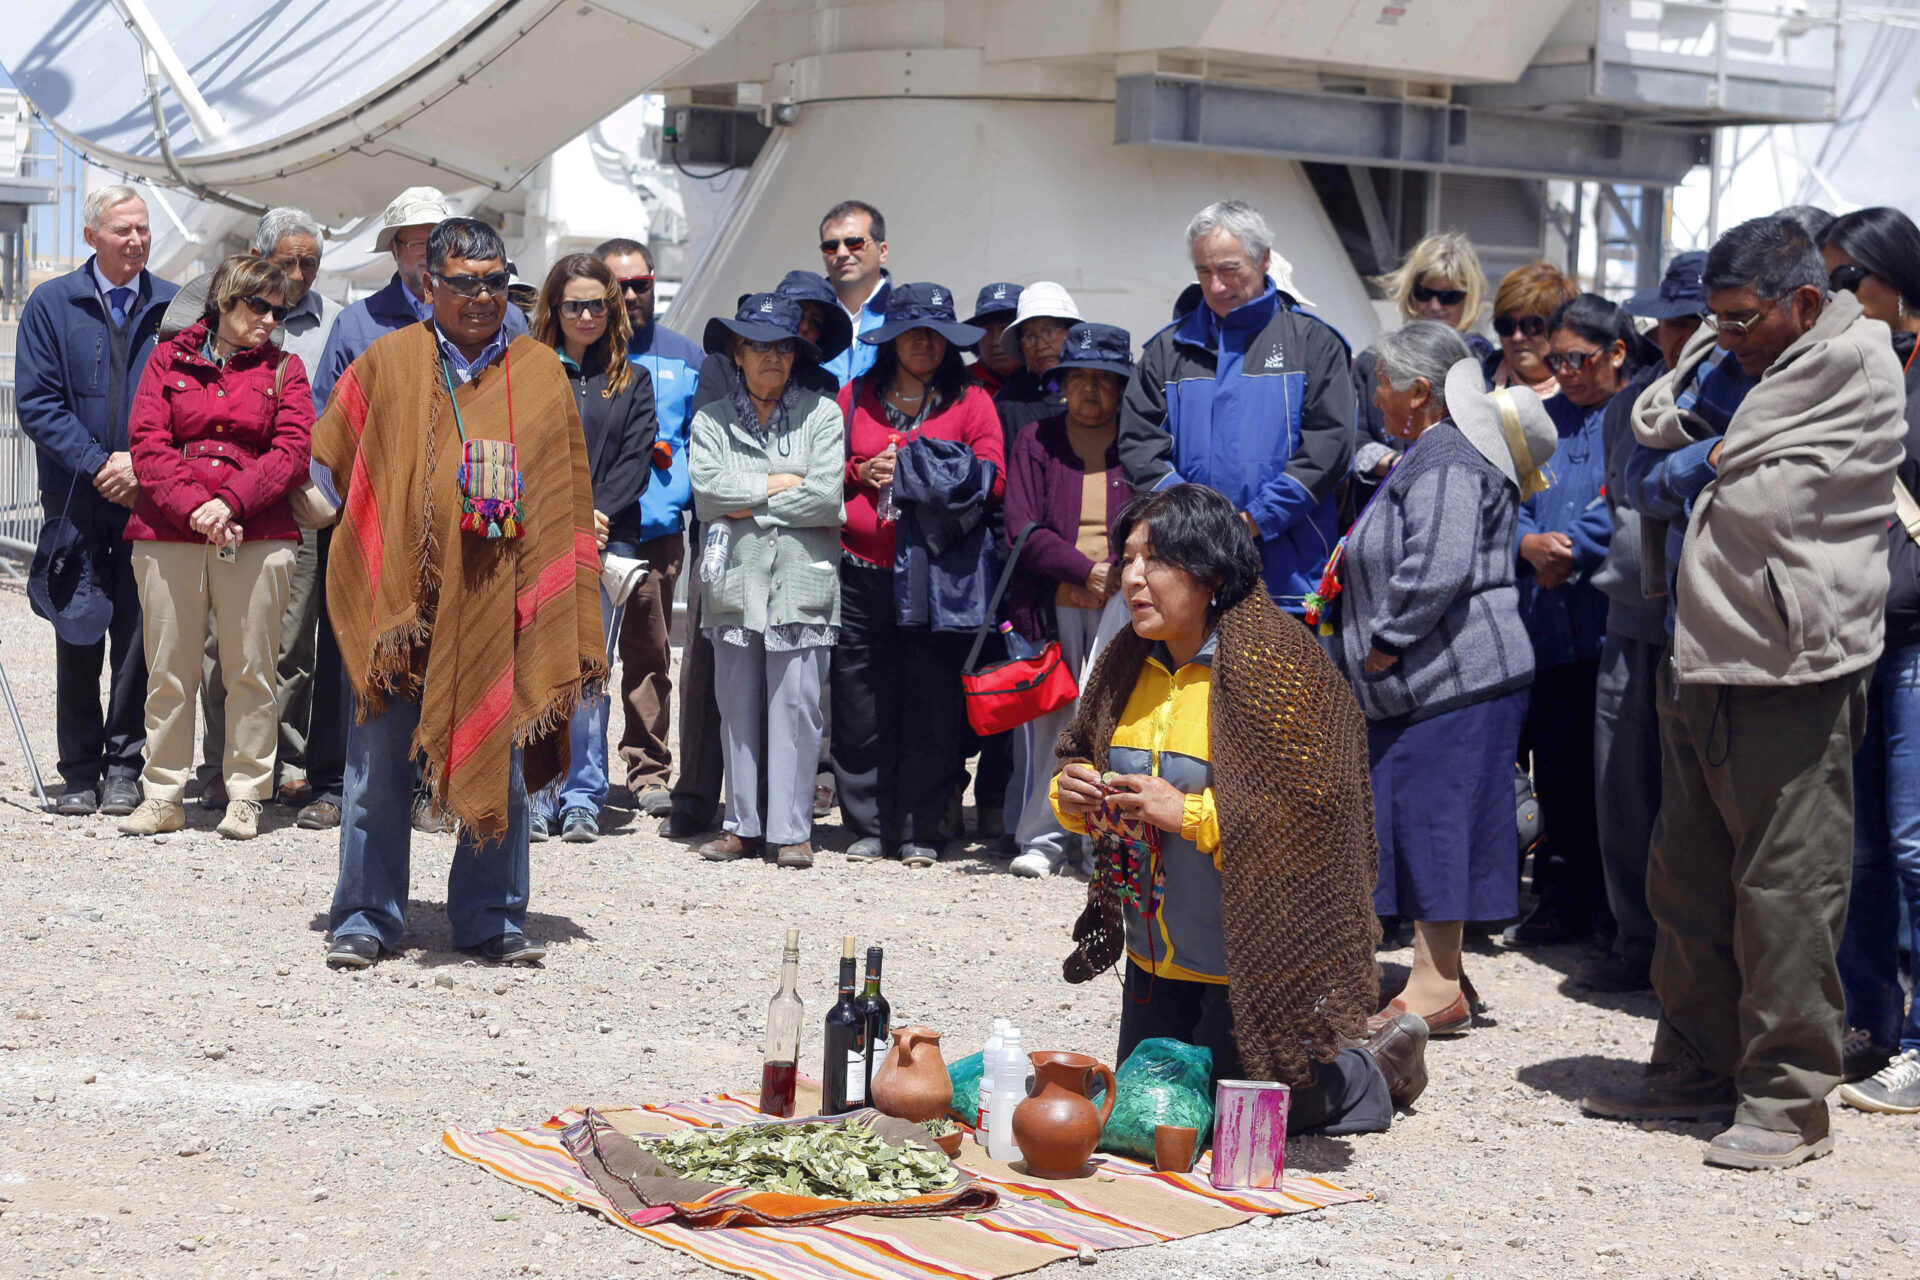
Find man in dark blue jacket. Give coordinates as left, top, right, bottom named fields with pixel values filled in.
left=1118, top=201, right=1355, bottom=612
left=17, top=186, right=179, bottom=816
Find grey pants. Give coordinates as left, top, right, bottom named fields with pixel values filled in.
left=1012, top=603, right=1106, bottom=868
left=713, top=635, right=829, bottom=847
left=1648, top=660, right=1867, bottom=1142
left=1594, top=630, right=1663, bottom=964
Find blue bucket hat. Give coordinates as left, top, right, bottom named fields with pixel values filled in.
left=773, top=270, right=852, bottom=364
left=27, top=515, right=112, bottom=646
left=1050, top=322, right=1134, bottom=381
left=1624, top=251, right=1709, bottom=321
left=965, top=282, right=1023, bottom=326
left=703, top=292, right=823, bottom=365
left=859, top=282, right=984, bottom=348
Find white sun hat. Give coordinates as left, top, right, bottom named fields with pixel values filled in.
left=373, top=186, right=451, bottom=252
left=999, top=281, right=1083, bottom=358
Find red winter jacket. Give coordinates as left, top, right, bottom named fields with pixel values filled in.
left=838, top=378, right=1004, bottom=566
left=123, top=321, right=313, bottom=544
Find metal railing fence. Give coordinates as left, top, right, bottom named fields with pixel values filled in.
left=0, top=381, right=44, bottom=562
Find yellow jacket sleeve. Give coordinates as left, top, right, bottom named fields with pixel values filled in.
left=1182, top=788, right=1221, bottom=865
left=1049, top=771, right=1090, bottom=835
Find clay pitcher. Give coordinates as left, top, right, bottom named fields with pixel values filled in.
left=869, top=1026, right=953, bottom=1124
left=1011, top=1051, right=1117, bottom=1178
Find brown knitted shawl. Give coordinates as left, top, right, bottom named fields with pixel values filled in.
left=313, top=323, right=606, bottom=835
left=1057, top=591, right=1380, bottom=1087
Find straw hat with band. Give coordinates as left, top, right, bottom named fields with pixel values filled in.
left=1444, top=358, right=1558, bottom=498
left=702, top=293, right=824, bottom=366
left=858, top=282, right=984, bottom=348
left=997, top=281, right=1081, bottom=359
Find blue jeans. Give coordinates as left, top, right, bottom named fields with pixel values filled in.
left=535, top=585, right=614, bottom=822
left=1840, top=642, right=1920, bottom=1051
left=328, top=695, right=530, bottom=950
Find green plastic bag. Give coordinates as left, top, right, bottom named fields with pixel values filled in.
left=946, top=1051, right=985, bottom=1126
left=1096, top=1038, right=1215, bottom=1161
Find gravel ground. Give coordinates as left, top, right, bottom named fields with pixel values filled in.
left=2, top=581, right=1919, bottom=1280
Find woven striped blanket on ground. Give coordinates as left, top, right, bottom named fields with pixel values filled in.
left=442, top=1086, right=1370, bottom=1280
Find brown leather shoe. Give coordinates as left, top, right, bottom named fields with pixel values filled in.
left=1367, top=975, right=1476, bottom=1036
left=1364, top=1011, right=1430, bottom=1109
left=697, top=832, right=763, bottom=862
left=1581, top=1057, right=1738, bottom=1123
left=775, top=841, right=815, bottom=869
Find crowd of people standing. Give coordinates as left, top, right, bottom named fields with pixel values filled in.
left=15, top=177, right=1920, bottom=1164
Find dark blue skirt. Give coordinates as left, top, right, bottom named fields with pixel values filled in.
left=1369, top=688, right=1528, bottom=922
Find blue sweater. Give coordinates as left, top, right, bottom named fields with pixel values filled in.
left=626, top=322, right=705, bottom=542
left=1516, top=395, right=1613, bottom=668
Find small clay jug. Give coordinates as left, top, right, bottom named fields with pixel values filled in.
left=870, top=1025, right=953, bottom=1124
left=1011, top=1051, right=1117, bottom=1178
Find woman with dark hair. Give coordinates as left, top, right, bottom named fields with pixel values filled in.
left=1050, top=482, right=1425, bottom=1131
left=117, top=254, right=313, bottom=841
left=834, top=283, right=1004, bottom=866
left=524, top=253, right=657, bottom=843
left=1339, top=333, right=1559, bottom=1033
left=690, top=294, right=846, bottom=870
left=1506, top=293, right=1644, bottom=947
left=1821, top=208, right=1920, bottom=1111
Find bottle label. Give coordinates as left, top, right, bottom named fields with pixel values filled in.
left=846, top=1050, right=867, bottom=1104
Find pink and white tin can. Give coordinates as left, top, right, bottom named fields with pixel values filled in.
left=1208, top=1079, right=1290, bottom=1190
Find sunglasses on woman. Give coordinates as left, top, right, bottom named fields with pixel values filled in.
left=1413, top=282, right=1468, bottom=307
left=241, top=295, right=291, bottom=321
left=1829, top=264, right=1870, bottom=295
left=1542, top=348, right=1607, bottom=375
left=744, top=338, right=797, bottom=355
left=558, top=298, right=609, bottom=319
left=819, top=236, right=870, bottom=254
left=1493, top=312, right=1549, bottom=339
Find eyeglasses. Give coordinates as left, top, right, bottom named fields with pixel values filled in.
left=1492, top=312, right=1549, bottom=339
left=1701, top=300, right=1777, bottom=337
left=744, top=338, right=797, bottom=355
left=1019, top=320, right=1070, bottom=346
left=1413, top=283, right=1468, bottom=307
left=617, top=275, right=654, bottom=294
left=1829, top=264, right=1871, bottom=295
left=819, top=236, right=870, bottom=255
left=558, top=298, right=610, bottom=319
left=1543, top=348, right=1606, bottom=375
left=432, top=270, right=510, bottom=299
left=241, top=295, right=291, bottom=321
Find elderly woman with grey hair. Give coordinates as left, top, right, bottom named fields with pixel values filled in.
left=1330, top=321, right=1559, bottom=1039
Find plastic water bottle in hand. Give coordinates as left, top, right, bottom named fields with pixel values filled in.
left=700, top=520, right=732, bottom=583
left=875, top=433, right=902, bottom=523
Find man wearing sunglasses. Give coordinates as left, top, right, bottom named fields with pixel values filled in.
left=593, top=237, right=705, bottom=821
left=1589, top=215, right=1907, bottom=1172
left=818, top=200, right=892, bottom=387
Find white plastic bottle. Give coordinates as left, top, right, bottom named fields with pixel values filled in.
left=975, top=1019, right=1011, bottom=1143
left=986, top=1029, right=1028, bottom=1162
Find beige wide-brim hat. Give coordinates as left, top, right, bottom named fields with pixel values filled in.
left=999, top=281, right=1082, bottom=358
left=1445, top=358, right=1558, bottom=496
left=373, top=185, right=451, bottom=252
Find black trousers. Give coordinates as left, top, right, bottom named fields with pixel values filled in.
left=48, top=492, right=146, bottom=789
left=306, top=527, right=350, bottom=805
left=1519, top=659, right=1604, bottom=914
left=1116, top=962, right=1393, bottom=1137
left=830, top=557, right=967, bottom=846
left=670, top=520, right=726, bottom=826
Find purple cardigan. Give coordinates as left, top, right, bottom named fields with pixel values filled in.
left=1003, top=414, right=1129, bottom=639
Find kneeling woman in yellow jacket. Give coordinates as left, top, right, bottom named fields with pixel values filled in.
left=1051, top=483, right=1424, bottom=1133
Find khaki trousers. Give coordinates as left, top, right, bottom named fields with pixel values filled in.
left=133, top=539, right=295, bottom=803
left=1648, top=658, right=1867, bottom=1142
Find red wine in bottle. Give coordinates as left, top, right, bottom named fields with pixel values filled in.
left=759, top=1060, right=799, bottom=1118
left=821, top=936, right=865, bottom=1115
left=853, top=946, right=891, bottom=1102
left=758, top=928, right=804, bottom=1117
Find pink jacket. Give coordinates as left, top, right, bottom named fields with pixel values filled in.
left=124, top=321, right=313, bottom=544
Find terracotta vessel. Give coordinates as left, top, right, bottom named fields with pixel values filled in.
left=870, top=1025, right=953, bottom=1124
left=1011, top=1051, right=1117, bottom=1178
left=1153, top=1124, right=1199, bottom=1173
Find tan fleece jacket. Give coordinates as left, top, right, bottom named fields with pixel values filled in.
left=1632, top=291, right=1906, bottom=686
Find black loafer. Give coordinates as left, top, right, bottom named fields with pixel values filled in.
left=99, top=777, right=143, bottom=817
left=665, top=809, right=713, bottom=837
left=56, top=787, right=99, bottom=816
left=326, top=933, right=382, bottom=969
left=478, top=933, right=547, bottom=965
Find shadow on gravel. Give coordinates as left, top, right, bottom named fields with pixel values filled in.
left=305, top=906, right=595, bottom=960
left=1284, top=1133, right=1356, bottom=1174
left=1514, top=1053, right=1645, bottom=1103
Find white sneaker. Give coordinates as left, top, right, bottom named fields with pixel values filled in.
left=1009, top=850, right=1054, bottom=878
left=1838, top=1048, right=1920, bottom=1114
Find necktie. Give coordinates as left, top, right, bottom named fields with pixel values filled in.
left=108, top=286, right=132, bottom=327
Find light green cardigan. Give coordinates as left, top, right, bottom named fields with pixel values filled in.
left=689, top=388, right=847, bottom=633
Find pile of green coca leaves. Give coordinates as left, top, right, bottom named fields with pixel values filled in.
left=642, top=1118, right=958, bottom=1202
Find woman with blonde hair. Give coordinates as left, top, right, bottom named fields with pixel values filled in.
left=1352, top=232, right=1493, bottom=484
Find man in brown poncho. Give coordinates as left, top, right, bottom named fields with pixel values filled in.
left=315, top=218, right=605, bottom=970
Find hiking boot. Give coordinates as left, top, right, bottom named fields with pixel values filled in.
left=1842, top=1026, right=1895, bottom=1083
left=1838, top=1048, right=1920, bottom=1114
left=1703, top=1122, right=1833, bottom=1171
left=217, top=798, right=263, bottom=840
left=297, top=799, right=342, bottom=830
left=117, top=797, right=186, bottom=837
left=1581, top=1058, right=1737, bottom=1123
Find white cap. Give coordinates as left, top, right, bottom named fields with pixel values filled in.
left=1000, top=281, right=1082, bottom=358
left=373, top=186, right=451, bottom=252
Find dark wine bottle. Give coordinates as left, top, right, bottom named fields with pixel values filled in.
left=821, top=936, right=865, bottom=1115
left=854, top=946, right=891, bottom=1103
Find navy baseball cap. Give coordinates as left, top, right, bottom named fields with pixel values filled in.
left=1624, top=251, right=1709, bottom=321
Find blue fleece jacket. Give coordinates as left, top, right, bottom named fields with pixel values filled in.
left=1516, top=395, right=1613, bottom=668
left=626, top=322, right=705, bottom=542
